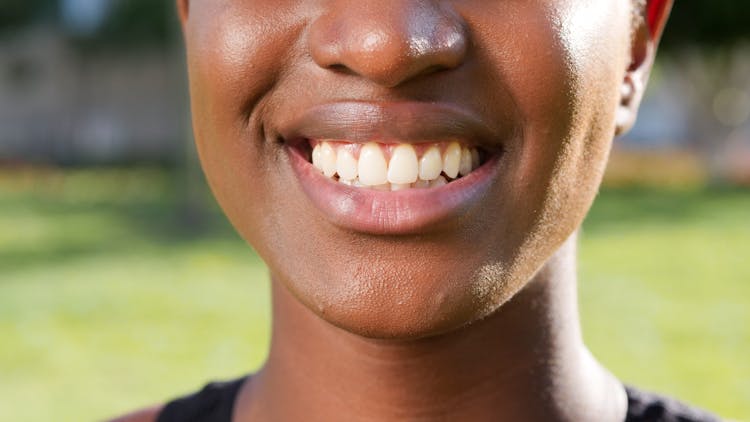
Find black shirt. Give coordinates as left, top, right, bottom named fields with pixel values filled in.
left=156, top=376, right=720, bottom=422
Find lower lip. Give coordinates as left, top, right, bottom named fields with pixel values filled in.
left=287, top=145, right=501, bottom=235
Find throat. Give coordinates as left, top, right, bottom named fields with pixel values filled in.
left=239, top=235, right=626, bottom=422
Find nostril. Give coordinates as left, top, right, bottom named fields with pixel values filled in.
left=419, top=64, right=447, bottom=78
left=327, top=63, right=354, bottom=75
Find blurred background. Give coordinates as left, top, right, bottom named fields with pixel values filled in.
left=0, top=1, right=748, bottom=420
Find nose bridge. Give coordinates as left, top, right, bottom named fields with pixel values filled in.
left=308, top=1, right=467, bottom=87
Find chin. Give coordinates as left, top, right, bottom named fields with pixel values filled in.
left=274, top=255, right=523, bottom=340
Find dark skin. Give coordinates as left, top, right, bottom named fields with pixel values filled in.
left=113, top=0, right=672, bottom=420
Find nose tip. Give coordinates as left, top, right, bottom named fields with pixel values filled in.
left=308, top=3, right=468, bottom=88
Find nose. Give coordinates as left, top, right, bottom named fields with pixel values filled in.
left=308, top=1, right=468, bottom=88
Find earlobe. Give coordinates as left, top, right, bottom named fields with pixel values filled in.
left=615, top=72, right=645, bottom=136
left=615, top=0, right=673, bottom=136
left=615, top=23, right=651, bottom=136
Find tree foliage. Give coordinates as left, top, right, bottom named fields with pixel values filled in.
left=0, top=0, right=56, bottom=33
left=661, top=1, right=750, bottom=51
left=92, top=0, right=176, bottom=47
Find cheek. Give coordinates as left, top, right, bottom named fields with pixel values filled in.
left=462, top=0, right=630, bottom=281
left=558, top=0, right=632, bottom=175
left=185, top=2, right=306, bottom=237
left=537, top=0, right=631, bottom=229
left=472, top=1, right=627, bottom=181
left=478, top=3, right=627, bottom=203
left=187, top=2, right=283, bottom=133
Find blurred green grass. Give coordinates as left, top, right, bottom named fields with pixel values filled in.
left=0, top=167, right=748, bottom=421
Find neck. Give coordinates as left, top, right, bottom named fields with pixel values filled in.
left=236, top=234, right=626, bottom=422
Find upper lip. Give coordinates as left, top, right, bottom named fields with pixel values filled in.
left=277, top=101, right=505, bottom=152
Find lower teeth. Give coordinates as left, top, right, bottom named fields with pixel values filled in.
left=338, top=175, right=451, bottom=191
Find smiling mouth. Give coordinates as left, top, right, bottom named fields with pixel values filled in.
left=302, top=140, right=488, bottom=191
left=278, top=101, right=506, bottom=234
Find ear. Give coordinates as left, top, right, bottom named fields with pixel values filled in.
left=176, top=0, right=189, bottom=28
left=615, top=0, right=673, bottom=136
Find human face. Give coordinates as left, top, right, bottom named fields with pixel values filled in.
left=180, top=0, right=642, bottom=338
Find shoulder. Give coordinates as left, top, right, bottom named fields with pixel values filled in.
left=106, top=405, right=163, bottom=422
left=105, top=376, right=247, bottom=422
left=625, top=385, right=721, bottom=422
left=109, top=376, right=250, bottom=422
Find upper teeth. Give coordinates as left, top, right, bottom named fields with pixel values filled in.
left=311, top=141, right=481, bottom=190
